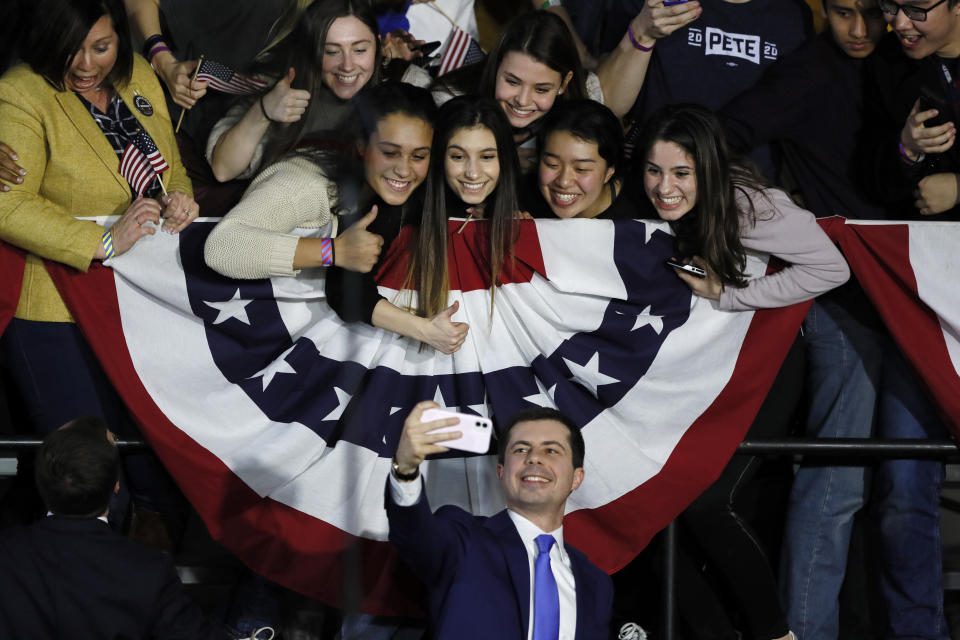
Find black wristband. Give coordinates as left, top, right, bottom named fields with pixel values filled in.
left=142, top=34, right=167, bottom=60
left=259, top=95, right=279, bottom=124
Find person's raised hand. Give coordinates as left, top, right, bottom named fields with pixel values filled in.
left=381, top=29, right=424, bottom=61
left=915, top=173, right=960, bottom=216
left=394, top=401, right=461, bottom=476
left=107, top=197, right=163, bottom=257
left=333, top=205, right=384, bottom=272
left=672, top=255, right=723, bottom=300
left=421, top=301, right=469, bottom=354
left=901, top=98, right=956, bottom=161
left=260, top=68, right=311, bottom=123
left=0, top=142, right=26, bottom=192
left=630, top=0, right=702, bottom=48
left=154, top=55, right=208, bottom=109
left=160, top=191, right=199, bottom=233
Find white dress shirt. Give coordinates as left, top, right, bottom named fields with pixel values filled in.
left=508, top=510, right=577, bottom=640
left=389, top=474, right=578, bottom=639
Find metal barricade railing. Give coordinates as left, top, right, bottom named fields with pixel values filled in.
left=657, top=437, right=960, bottom=640
left=3, top=435, right=959, bottom=638
left=0, top=438, right=148, bottom=452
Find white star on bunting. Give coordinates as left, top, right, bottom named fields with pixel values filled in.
left=523, top=383, right=558, bottom=408
left=204, top=289, right=252, bottom=325
left=250, top=345, right=297, bottom=391
left=467, top=392, right=491, bottom=418
left=433, top=386, right=448, bottom=408
left=563, top=353, right=619, bottom=397
left=323, top=387, right=352, bottom=421
left=632, top=305, right=664, bottom=334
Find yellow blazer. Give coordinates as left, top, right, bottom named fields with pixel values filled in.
left=0, top=55, right=192, bottom=322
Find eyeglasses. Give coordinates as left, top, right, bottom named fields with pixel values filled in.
left=878, top=0, right=949, bottom=22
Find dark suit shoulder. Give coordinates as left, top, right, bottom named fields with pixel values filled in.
left=566, top=542, right=610, bottom=581
left=434, top=503, right=490, bottom=527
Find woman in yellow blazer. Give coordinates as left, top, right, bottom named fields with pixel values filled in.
left=0, top=0, right=197, bottom=534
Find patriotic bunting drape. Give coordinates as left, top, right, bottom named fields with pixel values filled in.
left=0, top=217, right=957, bottom=614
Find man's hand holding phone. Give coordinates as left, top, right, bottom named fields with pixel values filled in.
left=901, top=96, right=956, bottom=162
left=394, top=401, right=462, bottom=479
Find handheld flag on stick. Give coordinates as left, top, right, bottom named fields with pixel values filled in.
left=119, top=129, right=169, bottom=196
left=175, top=55, right=205, bottom=134
left=195, top=58, right=269, bottom=94
left=437, top=25, right=483, bottom=76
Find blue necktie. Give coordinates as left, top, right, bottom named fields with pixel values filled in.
left=533, top=534, right=560, bottom=640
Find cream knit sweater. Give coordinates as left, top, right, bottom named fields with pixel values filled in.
left=204, top=155, right=339, bottom=279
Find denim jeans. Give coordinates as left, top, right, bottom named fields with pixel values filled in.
left=781, top=298, right=948, bottom=640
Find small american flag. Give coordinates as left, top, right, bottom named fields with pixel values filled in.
left=437, top=26, right=484, bottom=76
left=119, top=130, right=167, bottom=196
left=196, top=59, right=269, bottom=95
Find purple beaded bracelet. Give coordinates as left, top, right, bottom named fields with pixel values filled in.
left=628, top=26, right=655, bottom=52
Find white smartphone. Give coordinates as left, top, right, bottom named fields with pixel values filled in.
left=665, top=259, right=707, bottom=279
left=421, top=408, right=493, bottom=454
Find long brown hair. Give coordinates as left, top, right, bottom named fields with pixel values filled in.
left=633, top=105, right=771, bottom=288
left=254, top=0, right=383, bottom=168
left=407, top=96, right=521, bottom=318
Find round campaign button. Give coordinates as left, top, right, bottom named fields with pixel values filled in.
left=134, top=94, right=154, bottom=116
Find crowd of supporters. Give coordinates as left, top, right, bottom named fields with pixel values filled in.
left=0, top=0, right=956, bottom=638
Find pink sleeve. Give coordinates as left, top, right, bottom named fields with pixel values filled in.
left=718, top=188, right=850, bottom=311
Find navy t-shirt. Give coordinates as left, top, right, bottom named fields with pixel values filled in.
left=629, top=0, right=812, bottom=177
left=632, top=0, right=812, bottom=118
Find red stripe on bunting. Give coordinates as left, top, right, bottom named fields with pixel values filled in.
left=564, top=281, right=810, bottom=571
left=44, top=258, right=427, bottom=615
left=5, top=215, right=950, bottom=617
left=376, top=220, right=546, bottom=291
left=44, top=251, right=803, bottom=611
left=0, top=243, right=25, bottom=334
left=821, top=219, right=960, bottom=434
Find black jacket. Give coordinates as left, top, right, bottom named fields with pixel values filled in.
left=861, top=32, right=960, bottom=221
left=0, top=516, right=219, bottom=639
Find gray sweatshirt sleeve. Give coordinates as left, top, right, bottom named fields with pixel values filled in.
left=718, top=188, right=850, bottom=311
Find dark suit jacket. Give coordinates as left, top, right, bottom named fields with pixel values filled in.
left=0, top=516, right=216, bottom=639
left=386, top=481, right=613, bottom=640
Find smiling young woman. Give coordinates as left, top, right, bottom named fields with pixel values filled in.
left=405, top=96, right=522, bottom=331
left=630, top=104, right=851, bottom=640
left=207, top=0, right=384, bottom=182
left=434, top=12, right=595, bottom=174
left=529, top=99, right=652, bottom=220
left=205, top=81, right=434, bottom=280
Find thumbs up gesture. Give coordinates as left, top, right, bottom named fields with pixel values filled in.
left=422, top=301, right=470, bottom=355
left=333, top=205, right=384, bottom=273
left=260, top=67, right=311, bottom=123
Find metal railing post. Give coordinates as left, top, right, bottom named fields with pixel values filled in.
left=660, top=520, right=678, bottom=640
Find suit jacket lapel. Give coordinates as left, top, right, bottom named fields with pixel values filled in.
left=487, top=510, right=530, bottom=638
left=54, top=90, right=128, bottom=193
left=116, top=79, right=168, bottom=173
left=567, top=543, right=589, bottom=640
